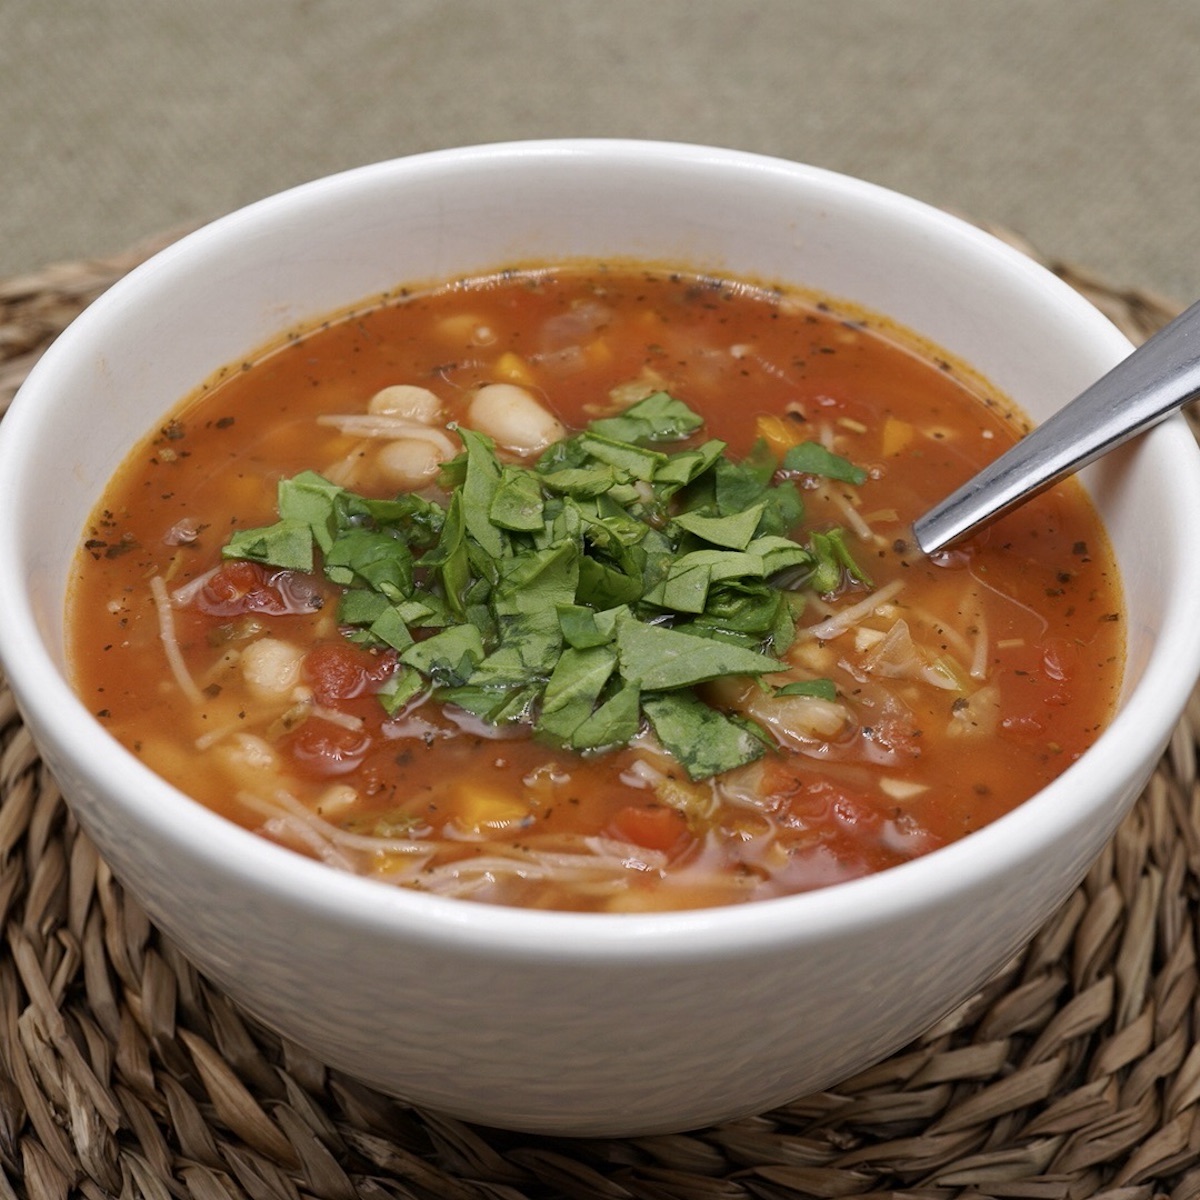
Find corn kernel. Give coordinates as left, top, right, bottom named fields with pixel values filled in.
left=493, top=352, right=535, bottom=387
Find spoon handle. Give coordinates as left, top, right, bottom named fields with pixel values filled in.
left=913, top=298, right=1200, bottom=554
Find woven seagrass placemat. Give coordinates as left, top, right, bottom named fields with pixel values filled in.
left=1, top=229, right=1197, bottom=1200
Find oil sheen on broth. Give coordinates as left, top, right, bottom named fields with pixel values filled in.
left=69, top=264, right=1124, bottom=912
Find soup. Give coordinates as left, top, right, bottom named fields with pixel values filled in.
left=68, top=264, right=1124, bottom=912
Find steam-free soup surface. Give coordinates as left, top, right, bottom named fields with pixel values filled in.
left=69, top=265, right=1123, bottom=911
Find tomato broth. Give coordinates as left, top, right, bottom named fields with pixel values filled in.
left=69, top=264, right=1124, bottom=911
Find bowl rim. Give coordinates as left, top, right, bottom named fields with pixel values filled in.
left=3, top=137, right=1200, bottom=962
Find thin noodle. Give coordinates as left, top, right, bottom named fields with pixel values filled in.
left=170, top=564, right=222, bottom=607
left=827, top=489, right=873, bottom=542
left=403, top=834, right=668, bottom=897
left=968, top=569, right=1051, bottom=638
left=194, top=720, right=246, bottom=751
left=316, top=413, right=457, bottom=457
left=237, top=789, right=430, bottom=856
left=968, top=591, right=990, bottom=681
left=800, top=579, right=905, bottom=642
left=150, top=575, right=205, bottom=704
left=261, top=814, right=357, bottom=872
left=308, top=704, right=365, bottom=731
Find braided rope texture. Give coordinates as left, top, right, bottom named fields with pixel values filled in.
left=0, top=228, right=1196, bottom=1200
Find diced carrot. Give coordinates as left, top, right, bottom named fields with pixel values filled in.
left=584, top=338, right=613, bottom=366
left=881, top=416, right=914, bottom=456
left=609, top=803, right=689, bottom=853
left=453, top=786, right=530, bottom=833
left=755, top=413, right=803, bottom=457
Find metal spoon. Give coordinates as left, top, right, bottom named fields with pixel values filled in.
left=912, top=299, right=1200, bottom=554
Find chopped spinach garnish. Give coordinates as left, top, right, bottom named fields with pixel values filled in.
left=220, top=392, right=869, bottom=779
left=775, top=678, right=838, bottom=702
left=781, top=440, right=870, bottom=485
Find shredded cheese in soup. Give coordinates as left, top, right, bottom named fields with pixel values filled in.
left=68, top=265, right=1124, bottom=912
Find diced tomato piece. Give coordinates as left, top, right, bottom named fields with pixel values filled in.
left=865, top=717, right=922, bottom=760
left=609, top=803, right=690, bottom=853
left=758, top=754, right=803, bottom=800
left=196, top=561, right=318, bottom=616
left=828, top=789, right=882, bottom=834
left=304, top=641, right=397, bottom=705
left=767, top=777, right=878, bottom=831
left=285, top=718, right=373, bottom=777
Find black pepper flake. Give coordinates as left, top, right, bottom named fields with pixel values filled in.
left=104, top=534, right=139, bottom=559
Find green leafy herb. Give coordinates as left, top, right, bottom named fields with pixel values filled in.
left=775, top=678, right=838, bottom=702
left=219, top=392, right=871, bottom=779
left=782, top=441, right=869, bottom=485
left=586, top=391, right=706, bottom=444
left=808, top=528, right=873, bottom=594
left=224, top=519, right=315, bottom=573
left=642, top=690, right=766, bottom=779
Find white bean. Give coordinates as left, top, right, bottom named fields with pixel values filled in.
left=240, top=638, right=304, bottom=697
left=466, top=383, right=565, bottom=456
left=376, top=438, right=443, bottom=490
left=223, top=733, right=278, bottom=771
left=368, top=384, right=443, bottom=423
left=315, top=783, right=359, bottom=816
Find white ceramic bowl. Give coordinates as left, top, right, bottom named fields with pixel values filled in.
left=2, top=141, right=1199, bottom=1137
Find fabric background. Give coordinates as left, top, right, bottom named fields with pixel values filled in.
left=3, top=1, right=1199, bottom=302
